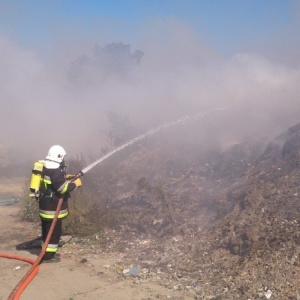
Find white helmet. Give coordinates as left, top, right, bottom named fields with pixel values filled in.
left=45, top=145, right=66, bottom=163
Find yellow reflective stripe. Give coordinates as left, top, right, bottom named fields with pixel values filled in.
left=42, top=177, right=51, bottom=190
left=57, top=182, right=69, bottom=194
left=58, top=211, right=68, bottom=218
left=39, top=210, right=68, bottom=219
left=40, top=209, right=67, bottom=215
left=43, top=175, right=51, bottom=184
left=46, top=248, right=57, bottom=252
left=41, top=242, right=58, bottom=252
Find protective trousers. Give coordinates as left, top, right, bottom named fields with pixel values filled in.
left=41, top=218, right=62, bottom=253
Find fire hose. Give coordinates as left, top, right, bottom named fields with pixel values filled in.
left=0, top=197, right=63, bottom=300
left=0, top=108, right=229, bottom=298
left=0, top=171, right=84, bottom=299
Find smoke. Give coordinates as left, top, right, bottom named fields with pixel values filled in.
left=0, top=13, right=300, bottom=164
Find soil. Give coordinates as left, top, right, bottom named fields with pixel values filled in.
left=3, top=122, right=300, bottom=300
left=0, top=181, right=195, bottom=300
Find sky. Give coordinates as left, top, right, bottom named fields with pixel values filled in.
left=0, top=1, right=295, bottom=55
left=0, top=0, right=300, bottom=163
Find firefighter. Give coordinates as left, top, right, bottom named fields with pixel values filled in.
left=39, top=145, right=82, bottom=263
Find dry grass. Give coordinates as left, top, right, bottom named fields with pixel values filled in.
left=18, top=157, right=128, bottom=239
left=19, top=179, right=40, bottom=222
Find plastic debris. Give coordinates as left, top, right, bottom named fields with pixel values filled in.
left=265, top=290, right=272, bottom=299
left=123, top=267, right=139, bottom=276
left=128, top=267, right=139, bottom=276
left=13, top=266, right=21, bottom=271
left=122, top=268, right=130, bottom=275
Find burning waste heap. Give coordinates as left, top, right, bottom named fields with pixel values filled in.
left=81, top=121, right=300, bottom=299
left=16, top=118, right=300, bottom=299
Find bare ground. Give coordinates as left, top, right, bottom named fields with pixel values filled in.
left=0, top=179, right=195, bottom=300
left=3, top=123, right=300, bottom=300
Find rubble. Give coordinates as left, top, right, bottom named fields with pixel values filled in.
left=59, top=122, right=300, bottom=299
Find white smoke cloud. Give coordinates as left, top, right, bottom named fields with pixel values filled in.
left=0, top=14, right=300, bottom=164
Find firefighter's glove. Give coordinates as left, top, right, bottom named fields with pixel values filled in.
left=73, top=178, right=82, bottom=188
left=66, top=174, right=76, bottom=180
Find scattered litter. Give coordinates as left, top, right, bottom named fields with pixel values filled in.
left=265, top=290, right=272, bottom=299
left=13, top=266, right=21, bottom=271
left=123, top=267, right=139, bottom=276
left=122, top=268, right=130, bottom=275
left=128, top=267, right=139, bottom=276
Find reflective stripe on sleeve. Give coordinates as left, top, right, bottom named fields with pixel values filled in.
left=57, top=181, right=69, bottom=194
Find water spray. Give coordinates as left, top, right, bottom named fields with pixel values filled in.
left=0, top=105, right=231, bottom=299
left=74, top=105, right=230, bottom=178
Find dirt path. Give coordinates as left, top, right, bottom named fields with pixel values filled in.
left=0, top=200, right=194, bottom=299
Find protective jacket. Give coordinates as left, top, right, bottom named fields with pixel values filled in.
left=39, top=167, right=77, bottom=219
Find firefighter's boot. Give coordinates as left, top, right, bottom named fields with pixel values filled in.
left=41, top=252, right=61, bottom=263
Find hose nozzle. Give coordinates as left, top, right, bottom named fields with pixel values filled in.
left=69, top=170, right=84, bottom=182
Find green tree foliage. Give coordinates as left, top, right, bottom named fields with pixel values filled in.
left=69, top=42, right=144, bottom=85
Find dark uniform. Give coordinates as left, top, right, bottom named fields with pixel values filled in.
left=39, top=166, right=77, bottom=259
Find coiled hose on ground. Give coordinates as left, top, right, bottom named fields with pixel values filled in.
left=0, top=197, right=63, bottom=300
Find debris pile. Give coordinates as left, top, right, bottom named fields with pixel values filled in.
left=66, top=122, right=300, bottom=299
